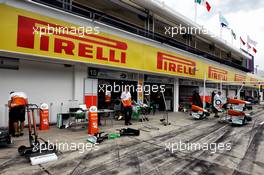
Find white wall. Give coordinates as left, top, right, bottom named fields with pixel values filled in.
left=228, top=90, right=236, bottom=98
left=0, top=59, right=75, bottom=127
left=199, top=87, right=215, bottom=97
left=73, top=64, right=87, bottom=103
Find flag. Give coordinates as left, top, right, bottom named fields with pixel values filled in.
left=231, top=29, right=236, bottom=40
left=205, top=1, right=211, bottom=12
left=240, top=36, right=246, bottom=45
left=219, top=13, right=229, bottom=28
left=195, top=0, right=211, bottom=12
left=253, top=47, right=257, bottom=53
left=195, top=0, right=202, bottom=4
left=247, top=35, right=257, bottom=46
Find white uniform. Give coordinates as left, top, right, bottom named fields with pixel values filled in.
left=121, top=91, right=131, bottom=100
left=10, top=92, right=28, bottom=100
left=214, top=94, right=222, bottom=111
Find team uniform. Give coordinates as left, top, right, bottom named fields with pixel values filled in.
left=9, top=92, right=28, bottom=135
left=213, top=92, right=223, bottom=117
left=121, top=91, right=132, bottom=125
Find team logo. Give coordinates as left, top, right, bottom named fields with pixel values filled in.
left=208, top=66, right=228, bottom=81
left=234, top=74, right=246, bottom=82
left=250, top=78, right=258, bottom=85
left=157, top=52, right=196, bottom=75
left=17, top=15, right=128, bottom=64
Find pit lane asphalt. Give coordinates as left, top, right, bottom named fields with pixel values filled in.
left=1, top=105, right=264, bottom=175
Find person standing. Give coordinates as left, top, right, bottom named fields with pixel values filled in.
left=8, top=91, right=28, bottom=137
left=213, top=91, right=222, bottom=118
left=105, top=90, right=111, bottom=109
left=121, top=86, right=132, bottom=125
left=192, top=90, right=203, bottom=108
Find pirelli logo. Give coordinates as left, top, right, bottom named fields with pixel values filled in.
left=250, top=78, right=258, bottom=85
left=157, top=52, right=196, bottom=75
left=16, top=16, right=128, bottom=64
left=235, top=74, right=246, bottom=82
left=208, top=66, right=228, bottom=81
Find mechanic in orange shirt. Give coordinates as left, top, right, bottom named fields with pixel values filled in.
left=8, top=91, right=28, bottom=137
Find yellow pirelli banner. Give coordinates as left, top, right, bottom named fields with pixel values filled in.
left=0, top=4, right=262, bottom=86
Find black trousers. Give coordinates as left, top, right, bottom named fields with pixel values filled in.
left=124, top=106, right=132, bottom=124
left=9, top=105, right=25, bottom=134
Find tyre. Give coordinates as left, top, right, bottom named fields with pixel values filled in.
left=243, top=118, right=246, bottom=125
left=245, top=116, right=252, bottom=121
left=18, top=145, right=26, bottom=156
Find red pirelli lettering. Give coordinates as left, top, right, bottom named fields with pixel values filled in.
left=79, top=43, right=93, bottom=58
left=17, top=15, right=128, bottom=64
left=54, top=38, right=75, bottom=55
left=208, top=66, right=228, bottom=81
left=157, top=52, right=196, bottom=75
left=235, top=74, right=246, bottom=81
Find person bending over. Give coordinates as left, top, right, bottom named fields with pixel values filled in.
left=8, top=91, right=28, bottom=137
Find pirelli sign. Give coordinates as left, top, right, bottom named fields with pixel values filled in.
left=17, top=16, right=128, bottom=64
left=0, top=4, right=263, bottom=83
left=208, top=66, right=228, bottom=81
left=235, top=74, right=246, bottom=82
left=157, top=52, right=196, bottom=76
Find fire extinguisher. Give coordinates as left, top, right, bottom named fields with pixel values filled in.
left=39, top=103, right=49, bottom=130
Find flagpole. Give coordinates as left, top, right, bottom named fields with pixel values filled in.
left=239, top=37, right=241, bottom=49
left=220, top=25, right=222, bottom=39
left=247, top=35, right=249, bottom=53
left=219, top=12, right=222, bottom=39
left=203, top=71, right=206, bottom=109
left=194, top=1, right=197, bottom=23
left=231, top=31, right=233, bottom=45
left=239, top=37, right=242, bottom=53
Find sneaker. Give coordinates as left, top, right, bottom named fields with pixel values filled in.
left=118, top=116, right=123, bottom=120
left=128, top=122, right=132, bottom=125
